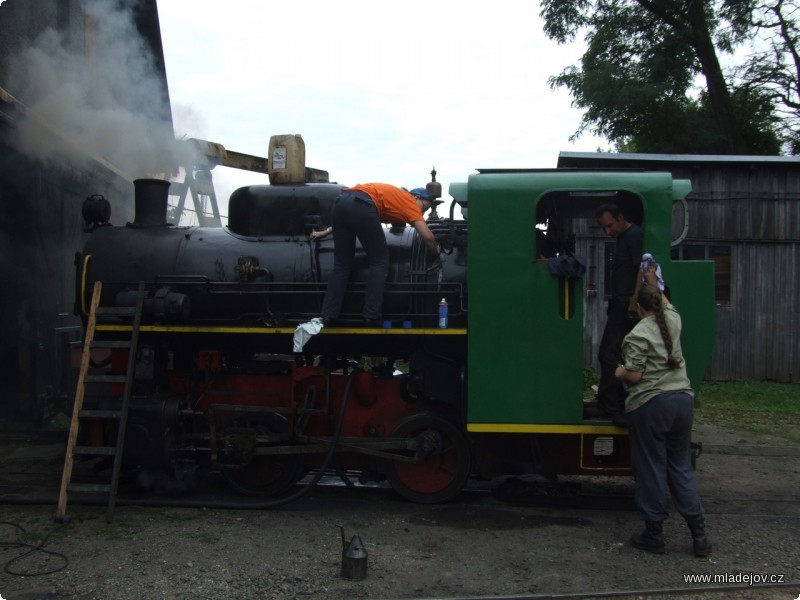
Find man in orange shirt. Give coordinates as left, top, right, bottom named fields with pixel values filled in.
left=312, top=183, right=440, bottom=325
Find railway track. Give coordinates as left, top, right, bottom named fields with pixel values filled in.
left=1, top=435, right=799, bottom=510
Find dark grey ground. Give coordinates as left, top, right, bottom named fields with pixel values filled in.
left=0, top=422, right=798, bottom=600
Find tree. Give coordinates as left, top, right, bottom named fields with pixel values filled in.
left=738, top=0, right=800, bottom=152
left=541, top=0, right=791, bottom=154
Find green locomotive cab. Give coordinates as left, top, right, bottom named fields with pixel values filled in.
left=462, top=169, right=715, bottom=476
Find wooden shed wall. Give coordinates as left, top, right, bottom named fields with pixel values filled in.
left=660, top=162, right=799, bottom=381
left=676, top=162, right=800, bottom=241
left=710, top=242, right=798, bottom=382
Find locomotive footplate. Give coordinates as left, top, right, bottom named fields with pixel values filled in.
left=94, top=323, right=468, bottom=358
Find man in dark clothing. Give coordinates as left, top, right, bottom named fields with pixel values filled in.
left=589, top=204, right=643, bottom=419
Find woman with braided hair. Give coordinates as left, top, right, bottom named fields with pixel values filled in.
left=615, top=263, right=712, bottom=558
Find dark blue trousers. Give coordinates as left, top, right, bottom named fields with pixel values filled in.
left=628, top=391, right=704, bottom=522
left=321, top=190, right=389, bottom=321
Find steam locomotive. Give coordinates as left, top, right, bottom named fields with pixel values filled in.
left=74, top=156, right=716, bottom=504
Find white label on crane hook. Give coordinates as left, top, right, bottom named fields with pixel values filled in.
left=272, top=146, right=287, bottom=169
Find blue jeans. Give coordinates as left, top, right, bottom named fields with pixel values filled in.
left=320, top=190, right=389, bottom=321
left=628, top=391, right=704, bottom=522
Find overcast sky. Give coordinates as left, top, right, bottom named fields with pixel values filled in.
left=157, top=0, right=608, bottom=221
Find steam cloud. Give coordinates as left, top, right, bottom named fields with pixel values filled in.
left=6, top=0, right=196, bottom=178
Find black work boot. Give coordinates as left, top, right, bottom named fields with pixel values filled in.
left=685, top=515, right=712, bottom=557
left=630, top=520, right=665, bottom=554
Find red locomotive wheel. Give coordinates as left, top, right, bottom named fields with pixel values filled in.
left=219, top=413, right=304, bottom=497
left=385, top=412, right=472, bottom=504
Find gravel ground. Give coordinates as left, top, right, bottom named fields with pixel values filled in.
left=0, top=422, right=798, bottom=600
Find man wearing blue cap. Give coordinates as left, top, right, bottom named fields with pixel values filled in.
left=311, top=183, right=440, bottom=326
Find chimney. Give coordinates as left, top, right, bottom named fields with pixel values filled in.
left=130, top=178, right=170, bottom=227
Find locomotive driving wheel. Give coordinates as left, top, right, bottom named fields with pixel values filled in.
left=219, top=413, right=304, bottom=497
left=385, top=412, right=472, bottom=503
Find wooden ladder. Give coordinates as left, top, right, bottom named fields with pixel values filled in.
left=56, top=280, right=145, bottom=523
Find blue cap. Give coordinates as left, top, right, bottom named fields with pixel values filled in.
left=408, top=188, right=433, bottom=202
left=409, top=187, right=432, bottom=201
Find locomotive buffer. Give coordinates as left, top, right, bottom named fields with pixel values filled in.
left=56, top=281, right=145, bottom=523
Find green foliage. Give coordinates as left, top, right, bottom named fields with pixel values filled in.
left=696, top=381, right=800, bottom=441
left=541, top=0, right=594, bottom=43
left=615, top=88, right=782, bottom=154
left=540, top=0, right=793, bottom=153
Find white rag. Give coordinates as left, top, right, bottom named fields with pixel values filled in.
left=293, top=317, right=324, bottom=352
left=640, top=253, right=665, bottom=291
